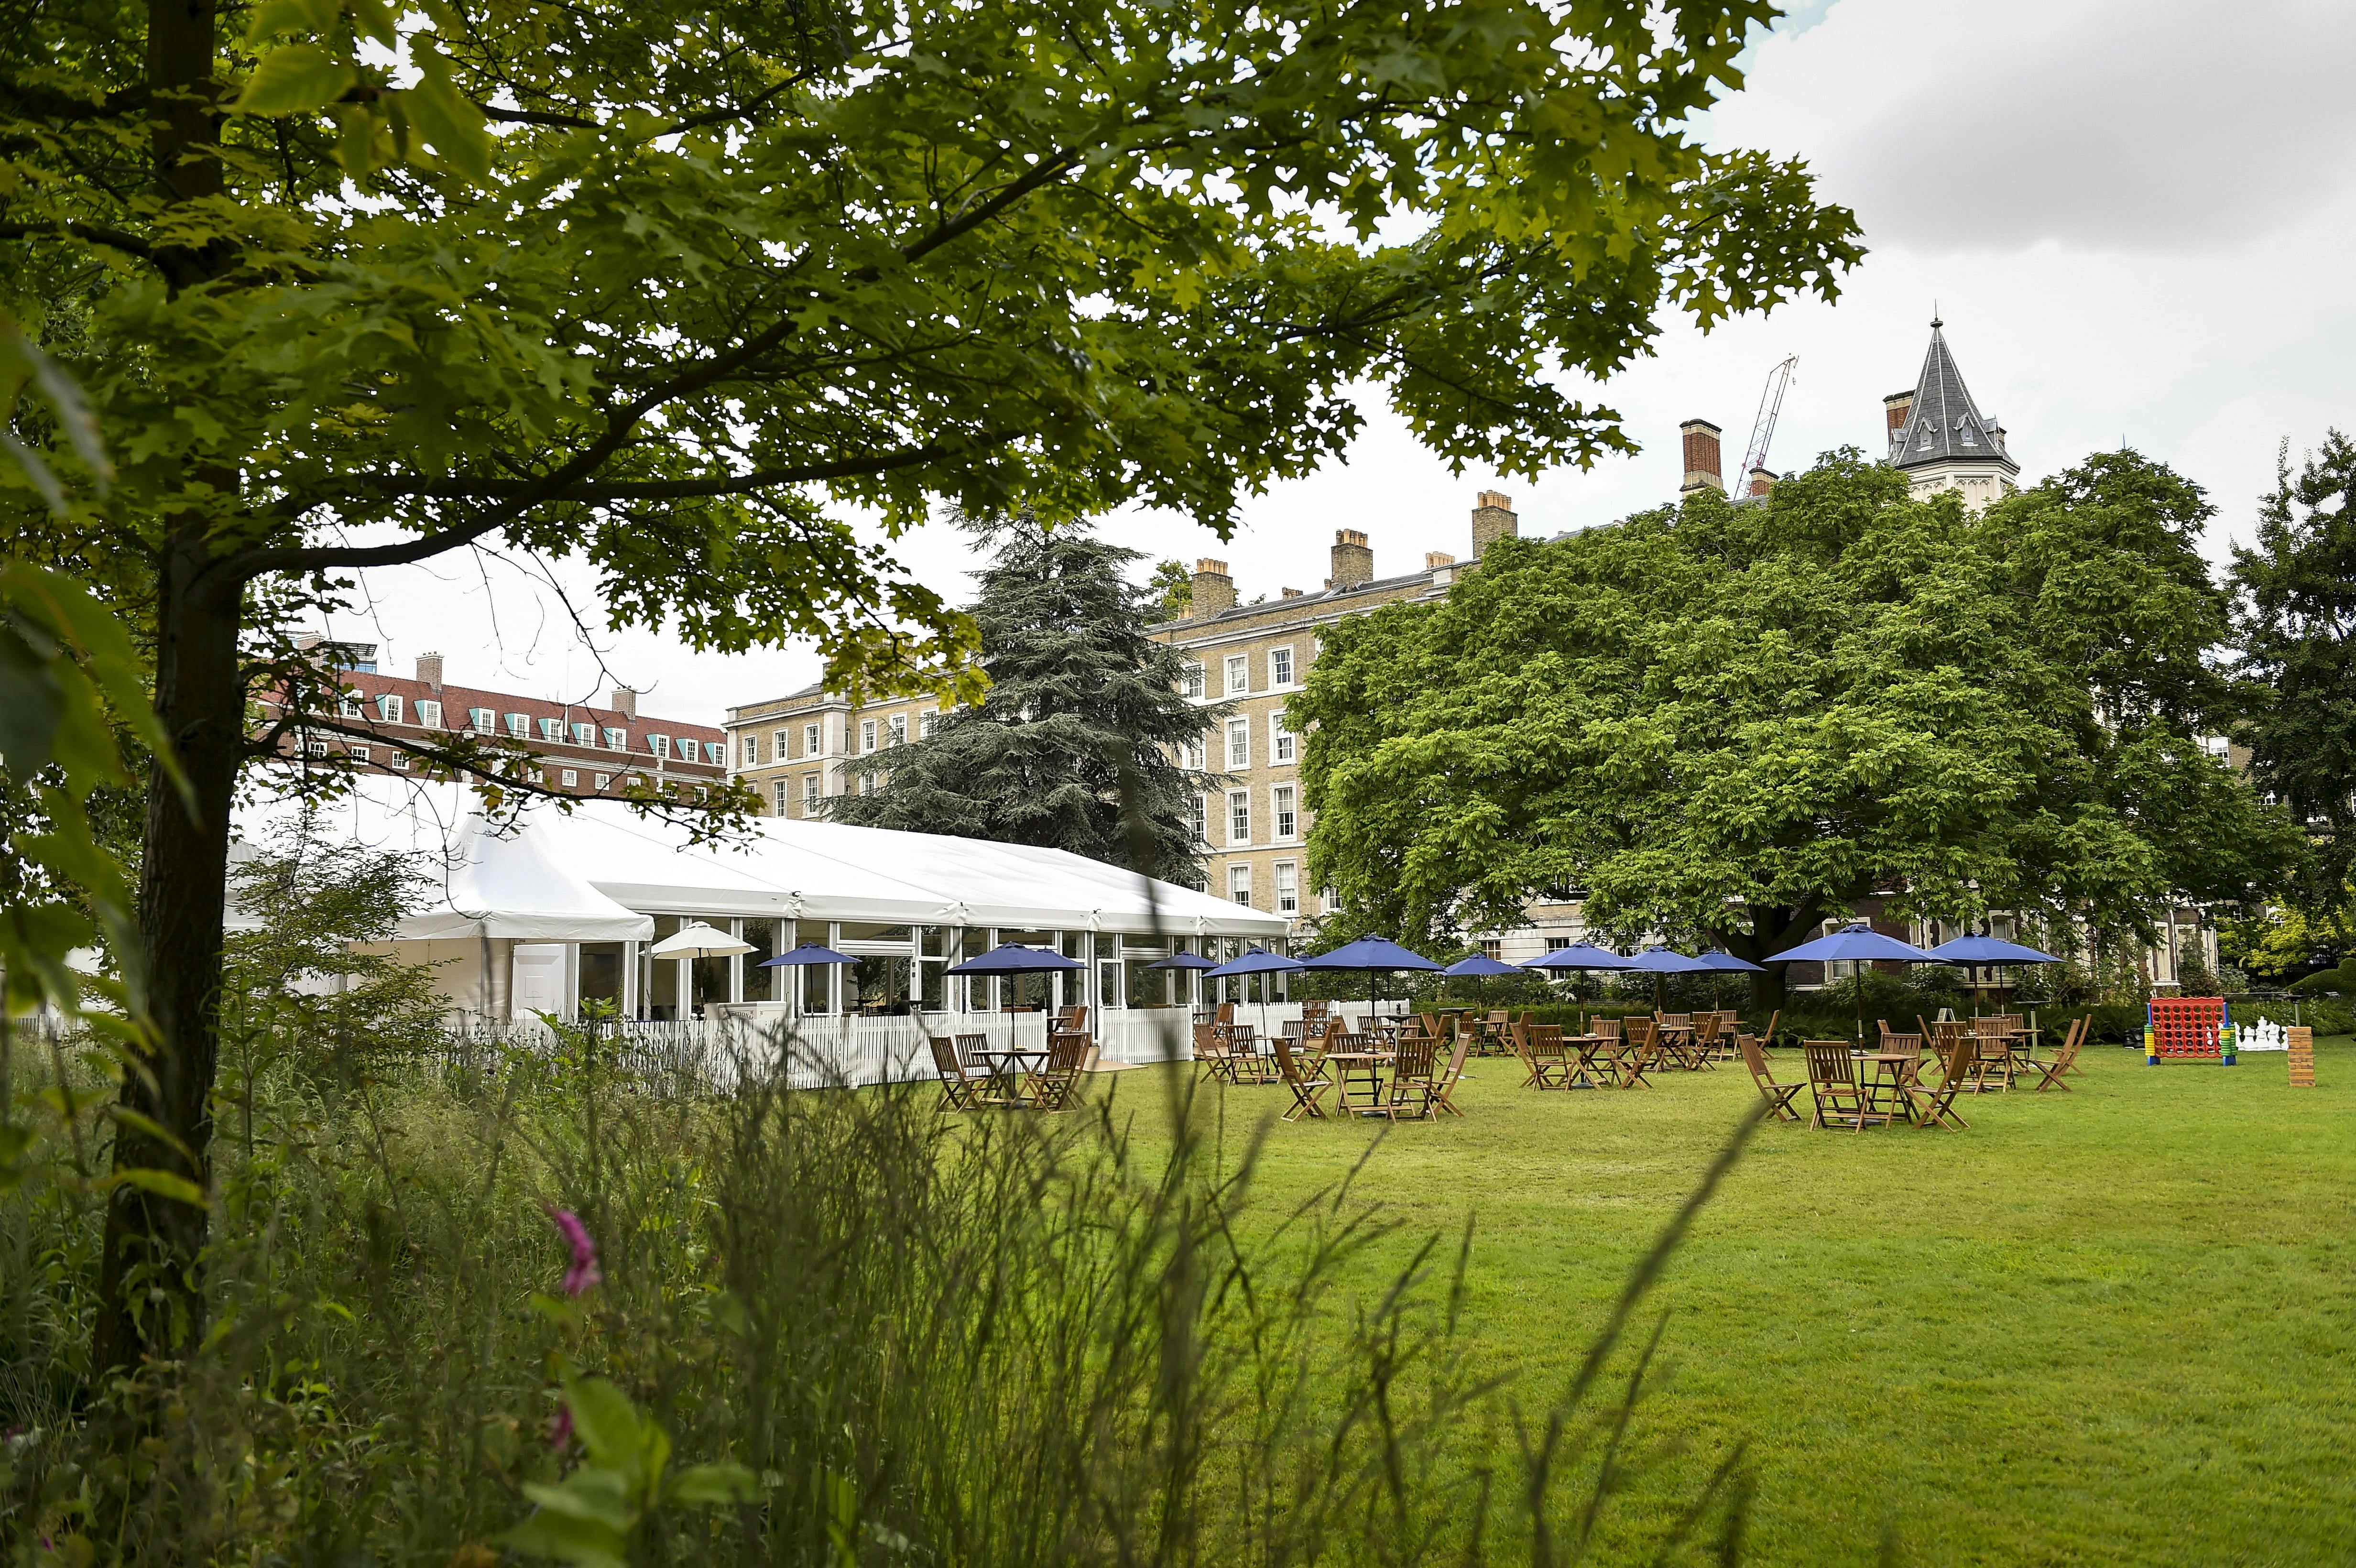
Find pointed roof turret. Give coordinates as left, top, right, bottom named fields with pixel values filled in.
left=1890, top=319, right=2016, bottom=477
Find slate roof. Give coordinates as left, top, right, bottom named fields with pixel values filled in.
left=1890, top=323, right=2017, bottom=473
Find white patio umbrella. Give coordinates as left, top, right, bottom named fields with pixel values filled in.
left=648, top=921, right=754, bottom=958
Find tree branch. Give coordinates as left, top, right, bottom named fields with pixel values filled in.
left=0, top=219, right=154, bottom=261
left=330, top=435, right=1010, bottom=508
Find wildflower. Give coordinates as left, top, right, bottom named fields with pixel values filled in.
left=547, top=1402, right=574, bottom=1450
left=541, top=1202, right=602, bottom=1296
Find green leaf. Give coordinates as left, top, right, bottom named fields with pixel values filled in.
left=244, top=0, right=341, bottom=44
left=401, top=48, right=492, bottom=182
left=560, top=1379, right=644, bottom=1481
left=346, top=0, right=399, bottom=47
left=233, top=44, right=358, bottom=117
left=504, top=1506, right=628, bottom=1568
left=665, top=1461, right=760, bottom=1506
left=99, top=1166, right=211, bottom=1209
left=521, top=1472, right=633, bottom=1530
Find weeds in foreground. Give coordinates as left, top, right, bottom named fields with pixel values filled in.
left=3, top=1015, right=1762, bottom=1565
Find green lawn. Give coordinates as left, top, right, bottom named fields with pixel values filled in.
left=1112, top=1039, right=2356, bottom=1566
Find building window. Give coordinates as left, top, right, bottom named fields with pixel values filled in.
left=595, top=772, right=612, bottom=791
left=773, top=729, right=791, bottom=760
left=415, top=699, right=442, bottom=729
left=1189, top=794, right=1207, bottom=844
left=742, top=735, right=760, bottom=766
left=1271, top=645, right=1294, bottom=687
left=305, top=736, right=331, bottom=758
left=339, top=695, right=362, bottom=718
left=888, top=714, right=906, bottom=747
left=1272, top=715, right=1296, bottom=765
left=539, top=716, right=563, bottom=741
left=566, top=721, right=590, bottom=746
left=602, top=727, right=625, bottom=750
left=349, top=744, right=371, bottom=764
left=1181, top=663, right=1205, bottom=699
left=918, top=712, right=938, bottom=740
left=1482, top=938, right=1503, bottom=962
left=774, top=779, right=790, bottom=815
left=1183, top=732, right=1206, bottom=771
left=1225, top=718, right=1250, bottom=769
left=861, top=718, right=877, bottom=753
left=1224, top=654, right=1248, bottom=696
left=376, top=693, right=404, bottom=724
left=705, top=742, right=724, bottom=764
left=630, top=774, right=645, bottom=788
left=386, top=751, right=409, bottom=771
left=560, top=768, right=579, bottom=787
left=804, top=722, right=821, bottom=758
left=1275, top=861, right=1298, bottom=915
left=505, top=712, right=529, bottom=738
left=803, top=773, right=820, bottom=811
left=1229, top=864, right=1252, bottom=906
left=1228, top=788, right=1250, bottom=846
left=470, top=708, right=494, bottom=733
left=1273, top=784, right=1296, bottom=840
left=1321, top=884, right=1338, bottom=914
left=649, top=733, right=670, bottom=759
left=860, top=772, right=877, bottom=796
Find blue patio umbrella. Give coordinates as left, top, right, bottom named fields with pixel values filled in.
left=1298, top=936, right=1442, bottom=1016
left=1625, top=946, right=1710, bottom=1009
left=1522, top=941, right=1634, bottom=1004
left=1927, top=933, right=2061, bottom=1013
left=1767, top=923, right=1945, bottom=1043
left=1688, top=947, right=1767, bottom=1007
left=946, top=941, right=1088, bottom=1016
left=1205, top=945, right=1308, bottom=1037
left=758, top=940, right=860, bottom=968
left=1146, top=949, right=1222, bottom=1013
left=1441, top=952, right=1524, bottom=1013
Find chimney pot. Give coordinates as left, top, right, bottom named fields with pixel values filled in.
left=1330, top=529, right=1374, bottom=590
left=415, top=651, right=444, bottom=690
left=1280, top=587, right=1303, bottom=598
left=611, top=686, right=637, bottom=719
left=1425, top=550, right=1457, bottom=570
left=1679, top=419, right=1724, bottom=495
left=1189, top=558, right=1237, bottom=619
left=1746, top=467, right=1777, bottom=499
left=1471, top=490, right=1519, bottom=559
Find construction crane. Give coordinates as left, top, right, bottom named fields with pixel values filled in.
left=1741, top=355, right=1798, bottom=480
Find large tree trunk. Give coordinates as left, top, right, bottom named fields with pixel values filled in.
left=1722, top=902, right=1828, bottom=1018
left=92, top=533, right=244, bottom=1371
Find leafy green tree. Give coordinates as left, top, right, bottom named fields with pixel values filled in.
left=828, top=512, right=1218, bottom=884
left=2231, top=429, right=2356, bottom=907
left=1145, top=560, right=1195, bottom=624
left=1295, top=449, right=2294, bottom=1009
left=2, top=0, right=1860, bottom=1366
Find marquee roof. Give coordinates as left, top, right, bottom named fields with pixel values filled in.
left=234, top=778, right=1286, bottom=942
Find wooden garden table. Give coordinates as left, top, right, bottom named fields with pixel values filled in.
left=1324, top=1050, right=1396, bottom=1117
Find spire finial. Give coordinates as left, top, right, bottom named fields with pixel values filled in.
left=1931, top=300, right=1942, bottom=330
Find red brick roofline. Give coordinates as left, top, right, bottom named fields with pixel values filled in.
left=312, top=669, right=722, bottom=742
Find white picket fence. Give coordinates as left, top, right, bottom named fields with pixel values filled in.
left=435, top=999, right=1411, bottom=1094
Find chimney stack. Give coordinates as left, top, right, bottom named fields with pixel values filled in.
left=611, top=686, right=637, bottom=719
left=1189, top=558, right=1237, bottom=619
left=1425, top=550, right=1457, bottom=571
left=415, top=652, right=444, bottom=690
left=1470, top=490, right=1518, bottom=558
left=1330, top=528, right=1374, bottom=590
left=1746, top=468, right=1777, bottom=499
left=1280, top=587, right=1303, bottom=598
left=1679, top=420, right=1724, bottom=494
left=1884, top=390, right=1914, bottom=444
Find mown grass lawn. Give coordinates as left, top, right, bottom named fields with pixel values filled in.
left=1099, top=1037, right=2356, bottom=1566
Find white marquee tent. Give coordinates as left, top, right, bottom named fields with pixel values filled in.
left=232, top=778, right=1287, bottom=1029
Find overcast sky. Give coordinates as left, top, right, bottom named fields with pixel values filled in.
left=326, top=0, right=2356, bottom=725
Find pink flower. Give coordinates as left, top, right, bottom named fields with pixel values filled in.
left=548, top=1402, right=574, bottom=1450
left=542, top=1202, right=602, bottom=1296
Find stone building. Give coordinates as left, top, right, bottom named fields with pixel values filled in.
left=720, top=683, right=944, bottom=820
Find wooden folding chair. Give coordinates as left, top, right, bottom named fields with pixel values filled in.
left=1387, top=1034, right=1440, bottom=1119
left=2023, top=1016, right=2085, bottom=1092
left=1906, top=1032, right=1975, bottom=1130
left=928, top=1036, right=987, bottom=1112
left=1969, top=1016, right=2017, bottom=1093
left=1616, top=1017, right=1662, bottom=1088
left=1508, top=1021, right=1558, bottom=1089
left=1804, top=1040, right=1888, bottom=1132
left=1480, top=1010, right=1511, bottom=1055
left=1193, top=1022, right=1234, bottom=1083
left=1027, top=1031, right=1090, bottom=1110
left=1738, top=1033, right=1803, bottom=1122
left=1269, top=1031, right=1331, bottom=1122
left=1432, top=1028, right=1476, bottom=1115
left=1691, top=1011, right=1725, bottom=1065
